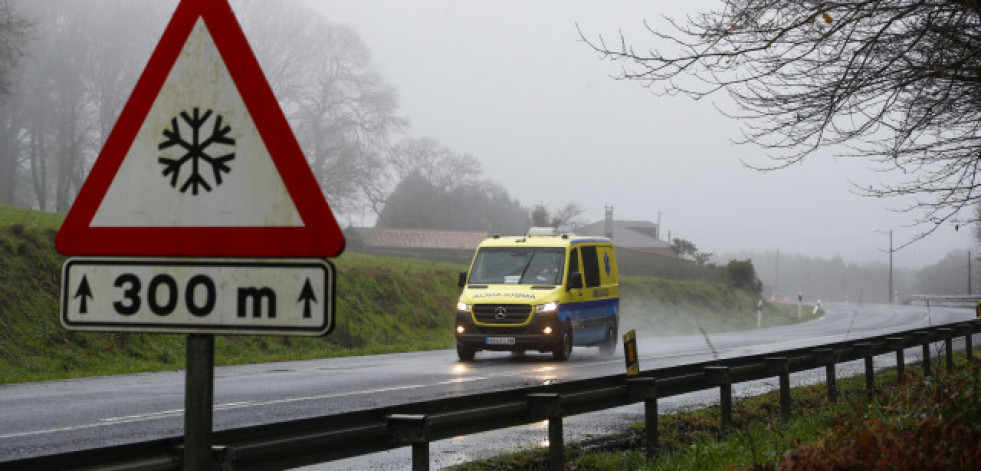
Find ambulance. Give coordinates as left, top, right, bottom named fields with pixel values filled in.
left=454, top=227, right=619, bottom=361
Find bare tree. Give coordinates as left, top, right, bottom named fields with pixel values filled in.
left=671, top=237, right=699, bottom=260
left=378, top=171, right=528, bottom=233
left=235, top=1, right=406, bottom=220
left=376, top=137, right=482, bottom=227
left=13, top=0, right=91, bottom=212
left=2, top=0, right=402, bottom=217
left=581, top=1, right=981, bottom=240
left=3, top=0, right=167, bottom=210
left=0, top=0, right=30, bottom=204
left=530, top=202, right=584, bottom=232
left=0, top=0, right=28, bottom=98
left=387, top=136, right=481, bottom=192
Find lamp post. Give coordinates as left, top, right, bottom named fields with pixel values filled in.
left=873, top=229, right=893, bottom=304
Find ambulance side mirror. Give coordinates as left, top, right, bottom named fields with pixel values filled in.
left=458, top=272, right=468, bottom=288
left=567, top=272, right=583, bottom=291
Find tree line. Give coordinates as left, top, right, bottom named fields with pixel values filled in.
left=720, top=247, right=981, bottom=305
left=0, top=0, right=576, bottom=236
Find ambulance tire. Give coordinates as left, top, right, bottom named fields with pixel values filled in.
left=599, top=323, right=618, bottom=356
left=552, top=324, right=573, bottom=361
left=457, top=343, right=476, bottom=362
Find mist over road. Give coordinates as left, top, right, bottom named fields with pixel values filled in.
left=0, top=302, right=973, bottom=466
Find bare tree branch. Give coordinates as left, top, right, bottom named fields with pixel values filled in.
left=580, top=0, right=981, bottom=242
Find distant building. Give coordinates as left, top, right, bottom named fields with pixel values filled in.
left=345, top=227, right=487, bottom=264
left=576, top=207, right=682, bottom=277
left=576, top=219, right=676, bottom=259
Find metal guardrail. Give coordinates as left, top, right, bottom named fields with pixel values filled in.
left=908, top=294, right=981, bottom=307
left=5, top=319, right=981, bottom=471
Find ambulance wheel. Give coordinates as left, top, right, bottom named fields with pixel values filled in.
left=552, top=325, right=573, bottom=361
left=457, top=344, right=476, bottom=362
left=599, top=324, right=618, bottom=356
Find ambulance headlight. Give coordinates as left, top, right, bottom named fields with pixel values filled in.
left=535, top=302, right=558, bottom=314
left=456, top=302, right=471, bottom=313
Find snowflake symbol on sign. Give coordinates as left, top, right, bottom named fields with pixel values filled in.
left=158, top=108, right=235, bottom=195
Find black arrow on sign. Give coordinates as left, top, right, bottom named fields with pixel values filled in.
left=298, top=278, right=317, bottom=318
left=75, top=275, right=93, bottom=314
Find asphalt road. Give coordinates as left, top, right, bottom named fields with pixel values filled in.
left=0, top=302, right=974, bottom=468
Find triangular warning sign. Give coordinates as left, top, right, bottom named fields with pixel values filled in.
left=55, top=0, right=345, bottom=257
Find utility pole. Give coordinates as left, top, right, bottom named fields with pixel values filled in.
left=774, top=248, right=780, bottom=298
left=873, top=228, right=894, bottom=304
left=888, top=230, right=893, bottom=303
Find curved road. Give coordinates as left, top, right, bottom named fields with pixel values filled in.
left=0, top=302, right=974, bottom=466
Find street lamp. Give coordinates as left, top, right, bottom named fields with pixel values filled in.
left=873, top=228, right=893, bottom=304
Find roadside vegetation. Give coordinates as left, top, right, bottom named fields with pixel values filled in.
left=621, top=276, right=810, bottom=336
left=0, top=204, right=808, bottom=384
left=453, top=353, right=981, bottom=470
left=0, top=205, right=463, bottom=383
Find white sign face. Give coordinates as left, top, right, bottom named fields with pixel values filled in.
left=89, top=18, right=303, bottom=228
left=61, top=258, right=334, bottom=336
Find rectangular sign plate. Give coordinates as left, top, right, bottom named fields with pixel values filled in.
left=60, top=258, right=334, bottom=336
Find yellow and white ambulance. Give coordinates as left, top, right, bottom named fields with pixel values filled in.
left=454, top=227, right=619, bottom=361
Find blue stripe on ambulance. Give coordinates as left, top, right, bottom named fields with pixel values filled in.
left=558, top=297, right=619, bottom=345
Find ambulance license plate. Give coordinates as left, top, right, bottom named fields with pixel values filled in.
left=486, top=337, right=515, bottom=346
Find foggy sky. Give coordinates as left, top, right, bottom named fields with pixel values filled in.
left=305, top=0, right=974, bottom=269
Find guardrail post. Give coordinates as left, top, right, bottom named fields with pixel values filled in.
left=813, top=348, right=838, bottom=403
left=528, top=393, right=563, bottom=471
left=213, top=446, right=232, bottom=471
left=704, top=366, right=732, bottom=435
left=938, top=328, right=954, bottom=374
left=886, top=336, right=906, bottom=382
left=387, top=414, right=430, bottom=471
left=765, top=357, right=790, bottom=421
left=854, top=342, right=876, bottom=401
left=966, top=326, right=975, bottom=360
left=627, top=377, right=658, bottom=460
left=915, top=331, right=932, bottom=377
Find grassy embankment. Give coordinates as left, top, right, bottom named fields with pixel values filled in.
left=0, top=203, right=811, bottom=384
left=453, top=353, right=981, bottom=470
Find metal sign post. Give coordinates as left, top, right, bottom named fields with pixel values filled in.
left=185, top=334, right=215, bottom=470
left=54, top=1, right=345, bottom=468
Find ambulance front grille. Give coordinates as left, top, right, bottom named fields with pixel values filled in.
left=473, top=304, right=532, bottom=324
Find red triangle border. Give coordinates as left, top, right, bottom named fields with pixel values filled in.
left=55, top=0, right=345, bottom=257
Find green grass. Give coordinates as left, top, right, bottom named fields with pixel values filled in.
left=0, top=203, right=797, bottom=384
left=452, top=355, right=981, bottom=471
left=0, top=244, right=464, bottom=383
left=0, top=204, right=64, bottom=229
left=0, top=204, right=464, bottom=383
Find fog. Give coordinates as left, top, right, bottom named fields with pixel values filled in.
left=307, top=0, right=973, bottom=269
left=6, top=0, right=975, bottom=270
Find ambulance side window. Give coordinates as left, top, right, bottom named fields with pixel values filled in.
left=581, top=245, right=601, bottom=288
left=567, top=248, right=580, bottom=284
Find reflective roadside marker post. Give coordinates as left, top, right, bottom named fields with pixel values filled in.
left=623, top=330, right=639, bottom=375
left=54, top=0, right=345, bottom=469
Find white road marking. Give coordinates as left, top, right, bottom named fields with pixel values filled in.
left=0, top=380, right=494, bottom=440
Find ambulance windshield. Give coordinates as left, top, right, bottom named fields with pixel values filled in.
left=469, top=247, right=565, bottom=285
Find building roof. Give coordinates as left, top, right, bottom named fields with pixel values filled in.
left=576, top=220, right=672, bottom=250
left=348, top=227, right=487, bottom=250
